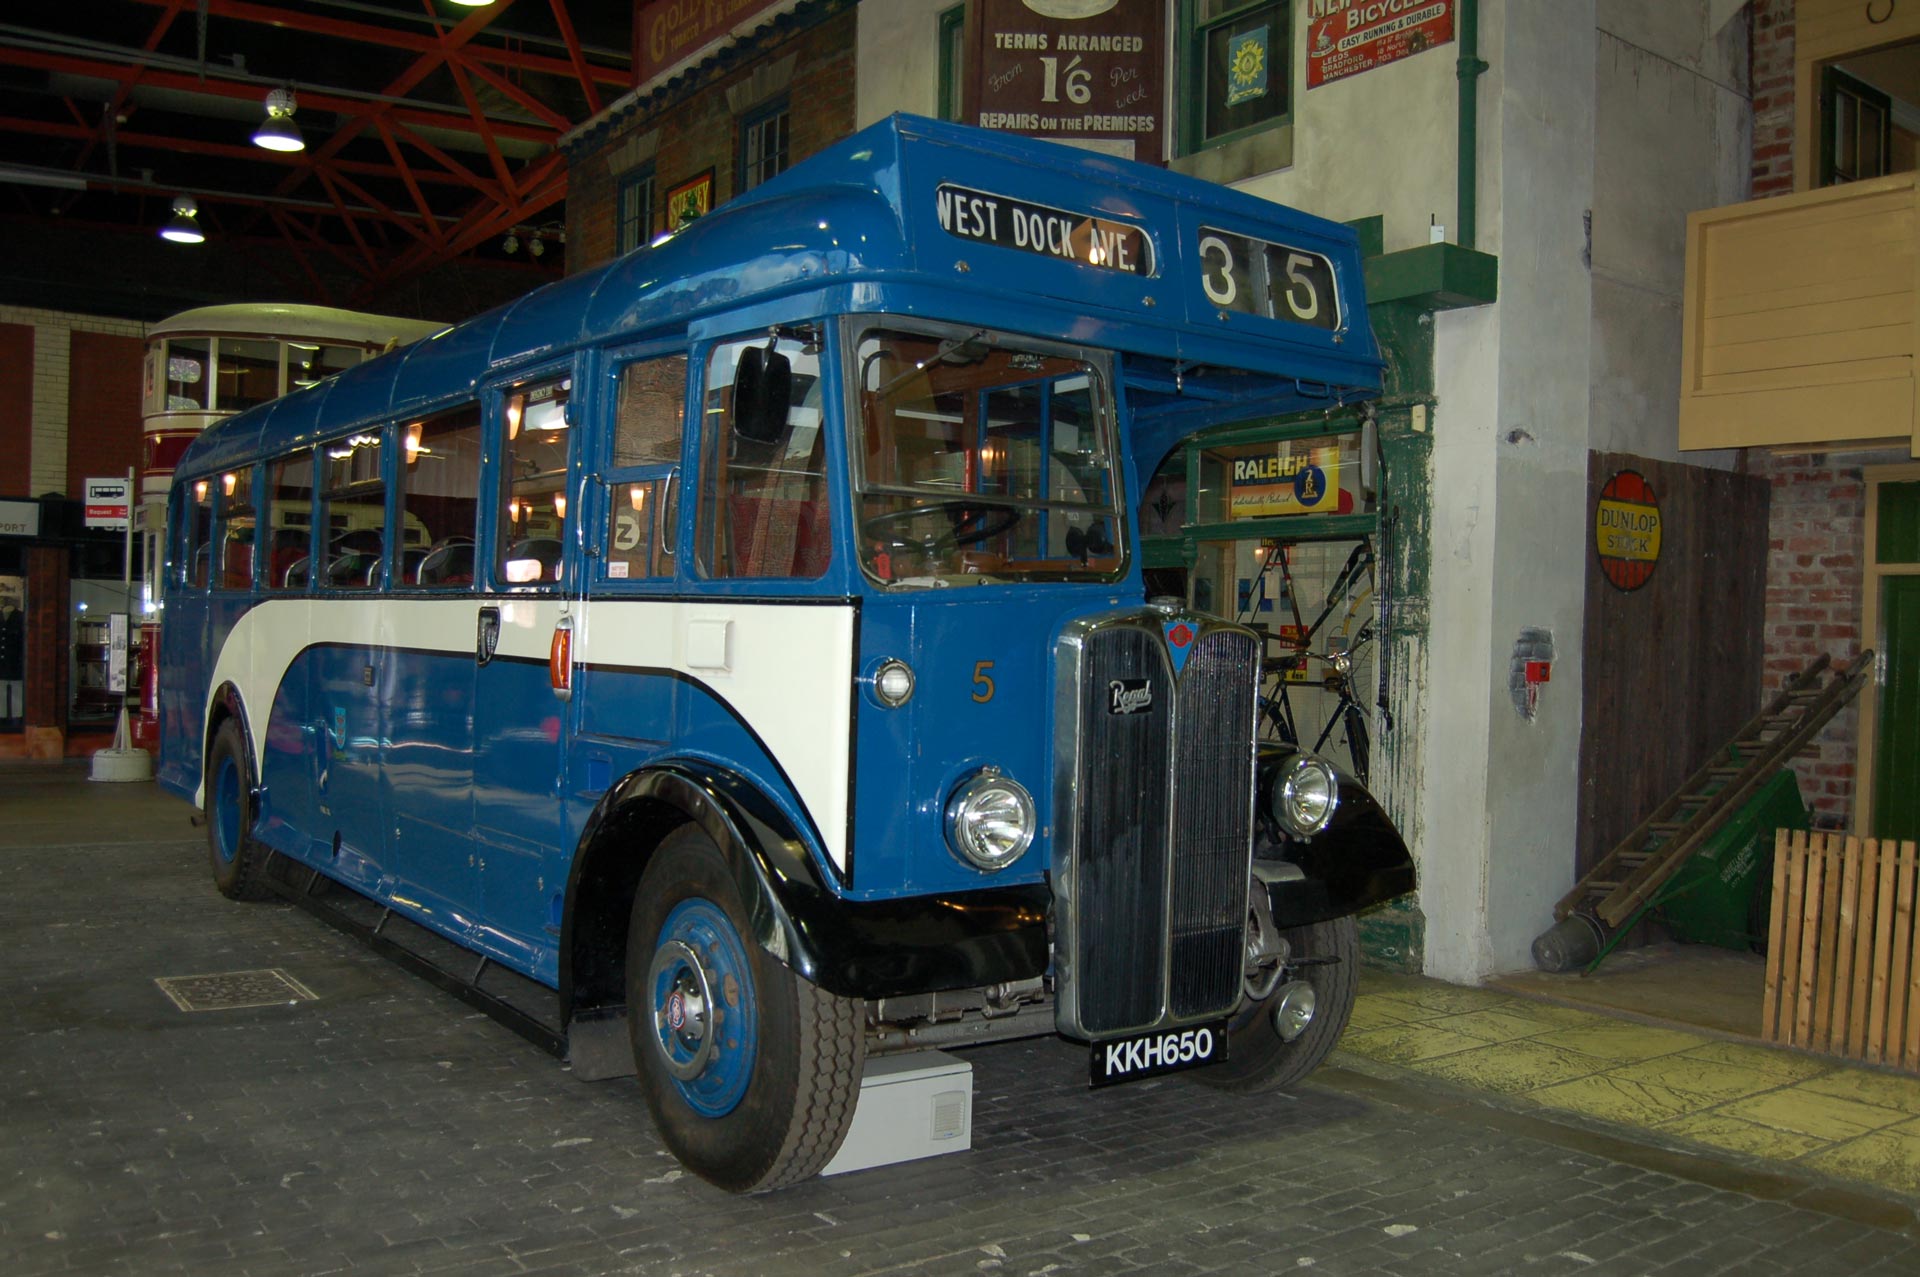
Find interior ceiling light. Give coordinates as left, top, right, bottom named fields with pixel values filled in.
left=253, top=88, right=305, bottom=153
left=159, top=195, right=204, bottom=244
left=448, top=1, right=497, bottom=7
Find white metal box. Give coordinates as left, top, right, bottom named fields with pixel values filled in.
left=820, top=1050, right=972, bottom=1176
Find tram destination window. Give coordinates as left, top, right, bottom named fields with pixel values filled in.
left=853, top=325, right=1124, bottom=588
left=399, top=404, right=482, bottom=589
left=699, top=336, right=828, bottom=580
left=497, top=377, right=572, bottom=586
left=605, top=354, right=687, bottom=581
left=266, top=450, right=315, bottom=592
left=319, top=433, right=386, bottom=590
left=217, top=466, right=256, bottom=590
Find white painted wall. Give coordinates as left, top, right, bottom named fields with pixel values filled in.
left=850, top=0, right=1750, bottom=984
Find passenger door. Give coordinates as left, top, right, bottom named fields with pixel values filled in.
left=472, top=368, right=579, bottom=970
left=381, top=404, right=484, bottom=921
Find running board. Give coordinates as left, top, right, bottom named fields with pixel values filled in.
left=261, top=850, right=568, bottom=1059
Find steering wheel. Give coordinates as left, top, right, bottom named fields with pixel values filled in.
left=861, top=500, right=1021, bottom=554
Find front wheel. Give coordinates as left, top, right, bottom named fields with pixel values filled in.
left=626, top=825, right=865, bottom=1192
left=1199, top=914, right=1358, bottom=1093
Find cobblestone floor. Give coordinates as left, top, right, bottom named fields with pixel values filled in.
left=4, top=766, right=1919, bottom=1275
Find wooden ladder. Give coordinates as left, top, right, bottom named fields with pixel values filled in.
left=1553, top=651, right=1875, bottom=947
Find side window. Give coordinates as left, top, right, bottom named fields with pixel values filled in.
left=604, top=354, right=687, bottom=582
left=180, top=478, right=214, bottom=589
left=399, top=404, right=482, bottom=589
left=697, top=335, right=829, bottom=580
left=617, top=166, right=655, bottom=255
left=319, top=432, right=386, bottom=591
left=1181, top=0, right=1290, bottom=155
left=496, top=377, right=572, bottom=586
left=740, top=99, right=790, bottom=191
left=265, top=451, right=315, bottom=592
left=218, top=466, right=256, bottom=591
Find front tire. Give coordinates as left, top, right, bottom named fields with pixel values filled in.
left=626, top=825, right=865, bottom=1192
left=1199, top=914, right=1358, bottom=1093
left=205, top=718, right=271, bottom=901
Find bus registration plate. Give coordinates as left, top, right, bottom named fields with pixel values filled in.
left=1089, top=1022, right=1227, bottom=1088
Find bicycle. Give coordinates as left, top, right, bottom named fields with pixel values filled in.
left=1243, top=537, right=1376, bottom=787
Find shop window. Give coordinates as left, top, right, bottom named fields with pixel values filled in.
left=319, top=432, right=386, bottom=591
left=618, top=166, right=655, bottom=254
left=266, top=450, right=315, bottom=592
left=604, top=353, right=688, bottom=582
left=938, top=5, right=966, bottom=122
left=698, top=335, right=829, bottom=580
left=217, top=466, right=256, bottom=590
left=1180, top=0, right=1290, bottom=155
left=496, top=377, right=572, bottom=586
left=399, top=404, right=482, bottom=589
left=740, top=100, right=790, bottom=192
left=1821, top=67, right=1893, bottom=186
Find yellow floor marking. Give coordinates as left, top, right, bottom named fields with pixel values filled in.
left=1362, top=982, right=1517, bottom=1018
left=1719, top=1089, right=1913, bottom=1142
left=1423, top=1006, right=1587, bottom=1044
left=1802, top=1120, right=1920, bottom=1194
left=1408, top=1039, right=1612, bottom=1094
left=1339, top=1022, right=1500, bottom=1065
left=1348, top=997, right=1420, bottom=1031
left=1530, top=1074, right=1723, bottom=1126
left=1606, top=1054, right=1788, bottom=1104
left=1676, top=1040, right=1830, bottom=1083
left=1658, top=1112, right=1831, bottom=1162
left=1795, top=1068, right=1920, bottom=1117
left=1528, top=1021, right=1704, bottom=1064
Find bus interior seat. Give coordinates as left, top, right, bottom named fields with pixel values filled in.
left=416, top=538, right=475, bottom=586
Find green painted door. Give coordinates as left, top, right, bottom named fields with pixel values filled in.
left=1874, top=575, right=1920, bottom=840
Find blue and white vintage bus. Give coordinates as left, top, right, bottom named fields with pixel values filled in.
left=159, top=116, right=1415, bottom=1192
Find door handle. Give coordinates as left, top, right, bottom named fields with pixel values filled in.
left=477, top=606, right=500, bottom=666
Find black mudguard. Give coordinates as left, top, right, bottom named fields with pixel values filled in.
left=1254, top=745, right=1416, bottom=929
left=561, top=761, right=1050, bottom=1018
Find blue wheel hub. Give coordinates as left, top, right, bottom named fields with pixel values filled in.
left=212, top=752, right=241, bottom=865
left=646, top=898, right=758, bottom=1117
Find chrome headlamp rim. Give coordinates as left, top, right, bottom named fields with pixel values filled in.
left=871, top=657, right=915, bottom=707
left=1272, top=752, right=1340, bottom=839
left=944, top=769, right=1036, bottom=871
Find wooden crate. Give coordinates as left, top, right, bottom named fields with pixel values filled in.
left=1764, top=829, right=1920, bottom=1069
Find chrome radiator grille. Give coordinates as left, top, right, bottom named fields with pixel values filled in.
left=1053, top=613, right=1260, bottom=1039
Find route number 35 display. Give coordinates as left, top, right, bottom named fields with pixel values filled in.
left=1197, top=228, right=1340, bottom=331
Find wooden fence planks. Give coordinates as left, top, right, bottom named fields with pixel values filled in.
left=1767, top=830, right=1920, bottom=1071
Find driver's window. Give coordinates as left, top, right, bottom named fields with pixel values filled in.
left=696, top=334, right=829, bottom=580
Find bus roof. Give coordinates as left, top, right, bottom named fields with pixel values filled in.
left=147, top=303, right=447, bottom=348
left=179, top=115, right=1380, bottom=480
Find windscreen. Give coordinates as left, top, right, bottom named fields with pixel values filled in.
left=853, top=325, right=1124, bottom=587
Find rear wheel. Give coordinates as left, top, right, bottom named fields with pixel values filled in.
left=626, top=825, right=865, bottom=1192
left=1199, top=914, right=1358, bottom=1094
left=205, top=718, right=271, bottom=901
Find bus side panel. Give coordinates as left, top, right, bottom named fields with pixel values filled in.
left=255, top=604, right=322, bottom=860
left=156, top=589, right=212, bottom=799
left=307, top=639, right=395, bottom=891
left=473, top=650, right=569, bottom=982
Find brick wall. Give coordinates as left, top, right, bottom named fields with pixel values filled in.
left=568, top=6, right=859, bottom=275
left=1751, top=0, right=1795, bottom=197
left=0, top=305, right=147, bottom=497
left=1757, top=447, right=1903, bottom=823
left=65, top=332, right=144, bottom=500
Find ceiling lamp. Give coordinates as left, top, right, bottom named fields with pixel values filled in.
left=502, top=232, right=519, bottom=254
left=159, top=195, right=204, bottom=244
left=448, top=1, right=497, bottom=7
left=528, top=237, right=545, bottom=258
left=253, top=88, right=305, bottom=153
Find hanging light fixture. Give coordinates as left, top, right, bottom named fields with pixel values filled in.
left=252, top=88, right=305, bottom=153
left=159, top=195, right=204, bottom=244
left=528, top=237, right=545, bottom=258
